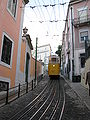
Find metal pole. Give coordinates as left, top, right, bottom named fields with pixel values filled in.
left=35, top=37, right=38, bottom=86
left=32, top=80, right=33, bottom=90
left=18, top=83, right=20, bottom=98
left=6, top=83, right=9, bottom=104
left=26, top=81, right=28, bottom=93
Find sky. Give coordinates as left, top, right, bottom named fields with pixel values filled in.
left=23, top=0, right=70, bottom=54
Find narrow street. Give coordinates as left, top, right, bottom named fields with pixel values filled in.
left=0, top=75, right=90, bottom=120
left=0, top=0, right=90, bottom=120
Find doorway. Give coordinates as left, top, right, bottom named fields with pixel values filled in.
left=25, top=52, right=30, bottom=82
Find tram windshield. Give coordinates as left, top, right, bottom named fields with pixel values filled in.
left=49, top=57, right=60, bottom=63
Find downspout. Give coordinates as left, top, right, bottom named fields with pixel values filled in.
left=71, top=7, right=74, bottom=79
left=35, top=37, right=38, bottom=86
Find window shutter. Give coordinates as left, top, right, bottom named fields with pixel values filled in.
left=8, top=0, right=12, bottom=10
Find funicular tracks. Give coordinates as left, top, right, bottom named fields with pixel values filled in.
left=9, top=78, right=65, bottom=120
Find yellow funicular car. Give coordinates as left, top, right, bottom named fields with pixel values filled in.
left=48, top=55, right=60, bottom=79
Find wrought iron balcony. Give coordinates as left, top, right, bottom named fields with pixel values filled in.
left=73, top=16, right=90, bottom=27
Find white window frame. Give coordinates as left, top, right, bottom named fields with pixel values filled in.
left=79, top=29, right=89, bottom=43
left=7, top=0, right=18, bottom=19
left=77, top=7, right=88, bottom=23
left=0, top=32, right=14, bottom=68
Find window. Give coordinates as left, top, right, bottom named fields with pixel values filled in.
left=78, top=8, right=88, bottom=23
left=0, top=81, right=9, bottom=91
left=80, top=53, right=85, bottom=68
left=7, top=0, right=17, bottom=18
left=80, top=31, right=88, bottom=42
left=52, top=58, right=56, bottom=63
left=1, top=34, right=13, bottom=66
left=50, top=57, right=60, bottom=64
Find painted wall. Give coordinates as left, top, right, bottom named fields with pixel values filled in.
left=81, top=57, right=90, bottom=89
left=30, top=56, right=43, bottom=81
left=61, top=0, right=90, bottom=81
left=73, top=1, right=90, bottom=76
left=19, top=37, right=43, bottom=86
left=0, top=0, right=25, bottom=88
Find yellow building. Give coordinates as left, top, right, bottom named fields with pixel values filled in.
left=17, top=28, right=43, bottom=86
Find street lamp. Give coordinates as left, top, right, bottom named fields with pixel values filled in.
left=22, top=27, right=28, bottom=41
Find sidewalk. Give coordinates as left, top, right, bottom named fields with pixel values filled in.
left=62, top=76, right=90, bottom=110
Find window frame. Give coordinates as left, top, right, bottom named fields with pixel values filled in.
left=79, top=29, right=89, bottom=43
left=80, top=53, right=85, bottom=68
left=77, top=7, right=88, bottom=23
left=0, top=32, right=14, bottom=68
left=7, top=0, right=18, bottom=19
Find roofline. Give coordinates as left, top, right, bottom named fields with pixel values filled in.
left=70, top=0, right=86, bottom=5
left=24, top=0, right=29, bottom=5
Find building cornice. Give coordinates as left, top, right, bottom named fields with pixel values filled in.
left=69, top=0, right=87, bottom=5
left=24, top=0, right=29, bottom=5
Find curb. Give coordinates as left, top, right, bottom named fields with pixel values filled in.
left=61, top=75, right=90, bottom=110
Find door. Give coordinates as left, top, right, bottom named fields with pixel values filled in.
left=25, top=53, right=30, bottom=82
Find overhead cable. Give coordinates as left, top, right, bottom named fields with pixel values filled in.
left=25, top=2, right=68, bottom=9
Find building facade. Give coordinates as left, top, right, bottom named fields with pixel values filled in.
left=32, top=44, right=51, bottom=72
left=61, top=0, right=90, bottom=82
left=0, top=0, right=29, bottom=90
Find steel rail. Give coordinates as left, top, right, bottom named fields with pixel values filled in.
left=47, top=79, right=65, bottom=120
left=9, top=78, right=66, bottom=120
left=18, top=79, right=66, bottom=120
left=38, top=86, right=57, bottom=120
left=28, top=82, right=56, bottom=120
left=59, top=78, right=66, bottom=120
left=59, top=87, right=65, bottom=120
left=28, top=80, right=58, bottom=120
left=16, top=80, right=54, bottom=120
left=48, top=79, right=61, bottom=120
left=9, top=79, right=52, bottom=120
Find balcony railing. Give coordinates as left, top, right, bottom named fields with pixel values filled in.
left=73, top=16, right=90, bottom=27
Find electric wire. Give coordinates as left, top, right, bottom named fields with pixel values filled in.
left=37, top=0, right=46, bottom=21
left=34, top=0, right=43, bottom=21
left=42, top=0, right=51, bottom=20
left=23, top=0, right=70, bottom=51
left=49, top=0, right=57, bottom=36
left=37, top=0, right=51, bottom=33
left=30, top=7, right=38, bottom=19
left=25, top=2, right=69, bottom=8
left=42, top=0, right=52, bottom=34
left=33, top=0, right=50, bottom=37
left=58, top=0, right=61, bottom=19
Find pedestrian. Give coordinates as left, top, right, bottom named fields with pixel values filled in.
left=85, top=71, right=90, bottom=96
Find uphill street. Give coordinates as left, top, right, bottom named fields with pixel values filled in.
left=0, top=75, right=90, bottom=120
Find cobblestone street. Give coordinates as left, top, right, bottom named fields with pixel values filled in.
left=62, top=80, right=90, bottom=120
left=0, top=75, right=90, bottom=120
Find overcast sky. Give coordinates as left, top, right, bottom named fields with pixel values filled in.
left=23, top=0, right=70, bottom=54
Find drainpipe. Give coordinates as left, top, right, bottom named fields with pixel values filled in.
left=35, top=37, right=38, bottom=86
left=71, top=7, right=74, bottom=79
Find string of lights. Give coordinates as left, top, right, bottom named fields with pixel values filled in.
left=29, top=19, right=67, bottom=23
left=23, top=0, right=69, bottom=44
left=24, top=2, right=68, bottom=9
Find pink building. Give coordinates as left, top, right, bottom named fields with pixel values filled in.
left=61, top=0, right=90, bottom=82
left=0, top=0, right=29, bottom=90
